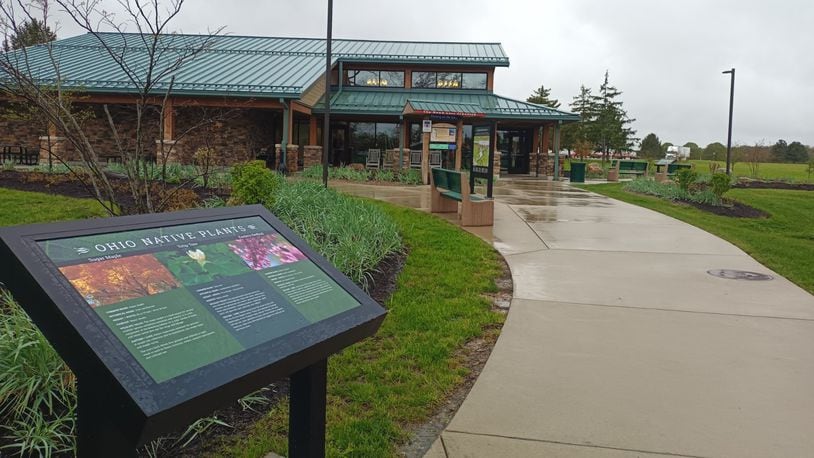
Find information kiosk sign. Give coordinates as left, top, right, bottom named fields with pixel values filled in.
left=471, top=123, right=496, bottom=197
left=0, top=205, right=386, bottom=456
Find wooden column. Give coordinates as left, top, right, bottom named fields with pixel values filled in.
left=421, top=117, right=430, bottom=184
left=455, top=119, right=464, bottom=170
left=163, top=99, right=175, bottom=141
left=541, top=123, right=551, bottom=176
left=531, top=125, right=540, bottom=176
left=308, top=116, right=318, bottom=146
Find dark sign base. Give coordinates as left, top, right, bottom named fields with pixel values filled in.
left=289, top=359, right=328, bottom=458
left=78, top=382, right=138, bottom=458
left=78, top=359, right=329, bottom=457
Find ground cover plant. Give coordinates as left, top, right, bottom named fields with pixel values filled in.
left=623, top=174, right=727, bottom=207
left=585, top=183, right=814, bottom=294
left=212, top=203, right=505, bottom=457
left=301, top=165, right=423, bottom=185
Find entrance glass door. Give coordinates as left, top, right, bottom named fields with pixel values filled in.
left=498, top=128, right=531, bottom=174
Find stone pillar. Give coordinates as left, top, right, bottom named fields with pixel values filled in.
left=287, top=144, right=299, bottom=173
left=39, top=136, right=67, bottom=164
left=156, top=140, right=180, bottom=165
left=303, top=145, right=322, bottom=169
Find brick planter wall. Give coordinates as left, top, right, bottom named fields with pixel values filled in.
left=302, top=145, right=322, bottom=169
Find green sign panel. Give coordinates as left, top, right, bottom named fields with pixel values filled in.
left=38, top=216, right=360, bottom=383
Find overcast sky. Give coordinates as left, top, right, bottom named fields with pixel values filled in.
left=49, top=0, right=814, bottom=147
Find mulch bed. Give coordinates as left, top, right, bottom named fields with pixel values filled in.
left=684, top=199, right=769, bottom=218
left=0, top=170, right=226, bottom=213
left=734, top=180, right=814, bottom=191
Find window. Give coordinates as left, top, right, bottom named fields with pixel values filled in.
left=411, top=71, right=488, bottom=90
left=349, top=122, right=400, bottom=163
left=462, top=72, right=487, bottom=89
left=346, top=69, right=405, bottom=87
left=437, top=72, right=461, bottom=89
left=412, top=71, right=436, bottom=88
left=379, top=71, right=404, bottom=87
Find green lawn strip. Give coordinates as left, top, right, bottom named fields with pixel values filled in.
left=689, top=160, right=812, bottom=182
left=584, top=183, right=814, bottom=294
left=213, top=203, right=505, bottom=458
left=0, top=187, right=107, bottom=225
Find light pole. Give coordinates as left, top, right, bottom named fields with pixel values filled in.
left=722, top=68, right=735, bottom=175
left=321, top=0, right=333, bottom=187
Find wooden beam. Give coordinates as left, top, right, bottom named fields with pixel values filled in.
left=455, top=119, right=463, bottom=170
left=290, top=101, right=312, bottom=115
left=72, top=94, right=285, bottom=110
left=487, top=69, right=495, bottom=91
left=308, top=116, right=318, bottom=146
left=421, top=119, right=430, bottom=184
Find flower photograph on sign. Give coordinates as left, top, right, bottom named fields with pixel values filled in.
left=59, top=254, right=181, bottom=307
left=153, top=242, right=251, bottom=286
left=228, top=234, right=306, bottom=270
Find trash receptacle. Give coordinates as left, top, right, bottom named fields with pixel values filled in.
left=570, top=162, right=587, bottom=183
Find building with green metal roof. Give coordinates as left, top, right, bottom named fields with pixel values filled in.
left=2, top=32, right=578, bottom=180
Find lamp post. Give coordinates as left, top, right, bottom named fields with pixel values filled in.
left=722, top=68, right=735, bottom=175
left=321, top=0, right=333, bottom=187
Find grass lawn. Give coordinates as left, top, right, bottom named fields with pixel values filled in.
left=0, top=187, right=108, bottom=225
left=585, top=183, right=814, bottom=294
left=689, top=160, right=812, bottom=182
left=213, top=203, right=505, bottom=457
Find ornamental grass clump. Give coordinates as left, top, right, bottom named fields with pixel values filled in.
left=0, top=290, right=76, bottom=457
left=269, top=180, right=401, bottom=288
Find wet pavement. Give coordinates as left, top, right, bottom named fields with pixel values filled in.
left=335, top=178, right=814, bottom=458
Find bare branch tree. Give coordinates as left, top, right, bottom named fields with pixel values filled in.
left=0, top=0, right=225, bottom=214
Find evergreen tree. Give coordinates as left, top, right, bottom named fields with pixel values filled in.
left=561, top=85, right=594, bottom=153
left=639, top=133, right=662, bottom=158
left=770, top=139, right=788, bottom=162
left=526, top=84, right=560, bottom=108
left=589, top=71, right=636, bottom=159
left=3, top=18, right=56, bottom=51
left=786, top=141, right=809, bottom=163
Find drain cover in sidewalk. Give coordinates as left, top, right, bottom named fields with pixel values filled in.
left=707, top=269, right=774, bottom=281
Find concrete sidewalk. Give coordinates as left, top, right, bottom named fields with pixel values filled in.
left=421, top=179, right=814, bottom=458
left=335, top=179, right=814, bottom=457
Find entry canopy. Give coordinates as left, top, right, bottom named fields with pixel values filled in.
left=0, top=205, right=386, bottom=446
left=404, top=99, right=485, bottom=118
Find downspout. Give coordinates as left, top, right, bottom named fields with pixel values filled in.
left=279, top=98, right=289, bottom=174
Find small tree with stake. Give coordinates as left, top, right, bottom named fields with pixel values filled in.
left=0, top=0, right=226, bottom=214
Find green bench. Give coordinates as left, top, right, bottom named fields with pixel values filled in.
left=667, top=163, right=692, bottom=175
left=611, top=160, right=649, bottom=176
left=430, top=168, right=494, bottom=227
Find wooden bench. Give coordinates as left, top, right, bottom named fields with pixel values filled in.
left=608, top=160, right=649, bottom=181
left=430, top=167, right=494, bottom=227
left=654, top=162, right=693, bottom=182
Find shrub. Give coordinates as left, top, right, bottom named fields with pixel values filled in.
left=374, top=169, right=395, bottom=182
left=625, top=178, right=690, bottom=201
left=689, top=189, right=722, bottom=206
left=397, top=169, right=422, bottom=185
left=675, top=168, right=698, bottom=192
left=229, top=161, right=283, bottom=206
left=710, top=173, right=732, bottom=198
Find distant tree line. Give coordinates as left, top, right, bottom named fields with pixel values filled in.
left=527, top=71, right=637, bottom=160
left=636, top=133, right=812, bottom=163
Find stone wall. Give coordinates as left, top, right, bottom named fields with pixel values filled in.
left=0, top=103, right=279, bottom=166
left=174, top=107, right=276, bottom=165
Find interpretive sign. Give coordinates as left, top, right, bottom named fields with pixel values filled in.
left=0, top=205, right=386, bottom=456
left=430, top=123, right=456, bottom=143
left=471, top=123, right=495, bottom=197
left=422, top=119, right=432, bottom=133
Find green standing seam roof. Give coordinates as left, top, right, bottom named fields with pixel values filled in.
left=315, top=89, right=579, bottom=122
left=7, top=33, right=509, bottom=98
